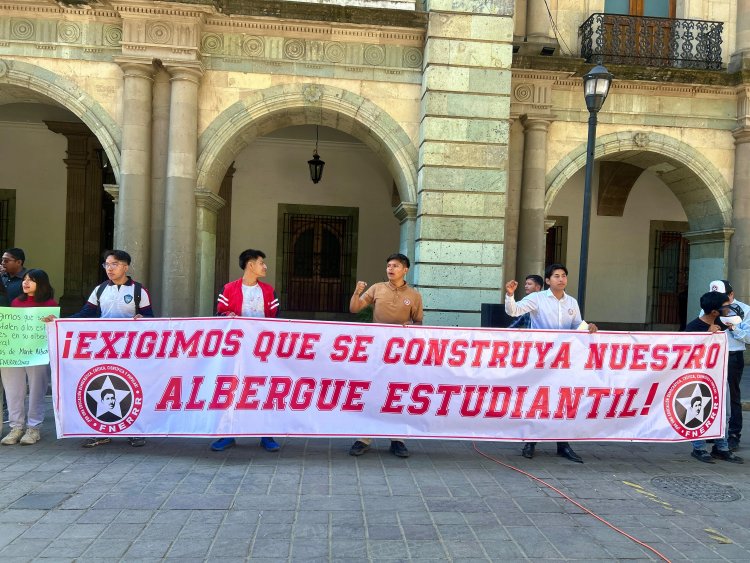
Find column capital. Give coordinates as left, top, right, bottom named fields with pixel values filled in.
left=195, top=189, right=225, bottom=213
left=104, top=184, right=120, bottom=205
left=683, top=227, right=735, bottom=245
left=114, top=57, right=156, bottom=80
left=164, top=62, right=204, bottom=83
left=519, top=115, right=551, bottom=131
left=733, top=127, right=750, bottom=144
left=393, top=202, right=418, bottom=223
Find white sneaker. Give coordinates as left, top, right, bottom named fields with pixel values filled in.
left=1, top=427, right=25, bottom=445
left=20, top=427, right=41, bottom=445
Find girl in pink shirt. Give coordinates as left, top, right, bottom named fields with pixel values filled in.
left=1, top=269, right=58, bottom=445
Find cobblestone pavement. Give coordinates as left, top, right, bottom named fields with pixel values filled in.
left=1, top=399, right=749, bottom=562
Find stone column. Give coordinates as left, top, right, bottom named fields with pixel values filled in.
left=114, top=59, right=154, bottom=286
left=420, top=1, right=513, bottom=326
left=195, top=190, right=225, bottom=316
left=45, top=122, right=103, bottom=315
left=504, top=118, right=524, bottom=285
left=524, top=0, right=556, bottom=53
left=729, top=0, right=750, bottom=71
left=161, top=64, right=203, bottom=317
left=516, top=116, right=550, bottom=283
left=214, top=164, right=236, bottom=297
left=149, top=66, right=171, bottom=314
left=729, top=125, right=750, bottom=303
left=514, top=0, right=527, bottom=42
left=394, top=202, right=417, bottom=284
left=685, top=228, right=735, bottom=316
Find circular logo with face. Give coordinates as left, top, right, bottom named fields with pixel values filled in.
left=76, top=364, right=143, bottom=433
left=663, top=372, right=720, bottom=438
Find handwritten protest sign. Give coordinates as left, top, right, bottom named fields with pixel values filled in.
left=0, top=306, right=59, bottom=367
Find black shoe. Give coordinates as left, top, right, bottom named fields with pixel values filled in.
left=521, top=443, right=535, bottom=459
left=711, top=446, right=744, bottom=463
left=728, top=435, right=740, bottom=452
left=557, top=444, right=583, bottom=463
left=349, top=440, right=370, bottom=456
left=691, top=449, right=715, bottom=463
left=389, top=440, right=410, bottom=458
left=128, top=437, right=146, bottom=447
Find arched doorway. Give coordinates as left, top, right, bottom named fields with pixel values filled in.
left=195, top=84, right=418, bottom=316
left=0, top=60, right=122, bottom=313
left=546, top=131, right=732, bottom=329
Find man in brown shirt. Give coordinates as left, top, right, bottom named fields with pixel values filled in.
left=348, top=253, right=423, bottom=458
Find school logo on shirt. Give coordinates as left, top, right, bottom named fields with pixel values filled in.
left=403, top=299, right=411, bottom=306
left=76, top=364, right=143, bottom=433
left=568, top=308, right=574, bottom=316
left=663, top=372, right=720, bottom=438
left=124, top=294, right=133, bottom=304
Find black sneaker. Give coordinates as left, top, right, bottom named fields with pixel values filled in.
left=128, top=437, right=146, bottom=447
left=349, top=440, right=370, bottom=456
left=710, top=446, right=744, bottom=463
left=389, top=440, right=410, bottom=458
left=691, top=449, right=715, bottom=463
left=728, top=436, right=740, bottom=452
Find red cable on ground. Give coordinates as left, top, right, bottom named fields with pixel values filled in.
left=472, top=442, right=672, bottom=563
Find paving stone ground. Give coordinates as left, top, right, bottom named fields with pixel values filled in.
left=1, top=396, right=749, bottom=562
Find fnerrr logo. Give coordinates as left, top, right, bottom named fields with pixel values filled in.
left=663, top=372, right=720, bottom=439
left=76, top=364, right=143, bottom=433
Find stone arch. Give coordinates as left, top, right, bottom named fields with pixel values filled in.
left=0, top=58, right=122, bottom=177
left=545, top=130, right=732, bottom=230
left=196, top=83, right=418, bottom=204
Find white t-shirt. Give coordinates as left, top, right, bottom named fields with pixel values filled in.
left=241, top=283, right=265, bottom=317
left=87, top=281, right=151, bottom=319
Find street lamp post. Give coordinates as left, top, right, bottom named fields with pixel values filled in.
left=577, top=65, right=613, bottom=318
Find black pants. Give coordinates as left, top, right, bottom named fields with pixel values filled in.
left=728, top=351, right=744, bottom=440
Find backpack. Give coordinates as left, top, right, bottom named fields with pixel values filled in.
left=95, top=279, right=141, bottom=317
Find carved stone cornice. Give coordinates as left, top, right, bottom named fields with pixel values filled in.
left=393, top=202, right=417, bottom=223
left=682, top=227, right=735, bottom=245
left=204, top=16, right=425, bottom=46
left=195, top=189, right=225, bottom=213
left=511, top=70, right=570, bottom=116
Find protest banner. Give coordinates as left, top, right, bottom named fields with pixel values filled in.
left=0, top=306, right=59, bottom=367
left=48, top=317, right=726, bottom=442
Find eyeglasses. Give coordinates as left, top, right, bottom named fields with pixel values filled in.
left=102, top=262, right=125, bottom=270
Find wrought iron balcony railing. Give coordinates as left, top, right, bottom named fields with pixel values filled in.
left=580, top=13, right=723, bottom=70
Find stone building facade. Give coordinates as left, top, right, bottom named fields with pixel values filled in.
left=0, top=0, right=748, bottom=330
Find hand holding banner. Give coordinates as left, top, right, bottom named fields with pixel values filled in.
left=0, top=306, right=59, bottom=367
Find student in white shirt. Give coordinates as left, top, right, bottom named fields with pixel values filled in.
left=504, top=263, right=597, bottom=463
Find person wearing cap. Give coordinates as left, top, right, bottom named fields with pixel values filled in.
left=707, top=279, right=750, bottom=451
left=685, top=291, right=743, bottom=463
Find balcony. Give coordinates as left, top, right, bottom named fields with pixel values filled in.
left=580, top=13, right=723, bottom=71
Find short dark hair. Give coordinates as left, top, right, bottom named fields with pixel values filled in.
left=525, top=274, right=544, bottom=288
left=103, top=249, right=131, bottom=265
left=18, top=269, right=54, bottom=303
left=239, top=249, right=266, bottom=270
left=386, top=253, right=410, bottom=268
left=544, top=263, right=568, bottom=280
left=101, top=389, right=115, bottom=400
left=4, top=247, right=25, bottom=263
left=700, top=291, right=728, bottom=314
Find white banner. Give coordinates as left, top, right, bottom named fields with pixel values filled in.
left=48, top=317, right=727, bottom=442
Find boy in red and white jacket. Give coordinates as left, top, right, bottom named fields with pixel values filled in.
left=211, top=249, right=281, bottom=453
